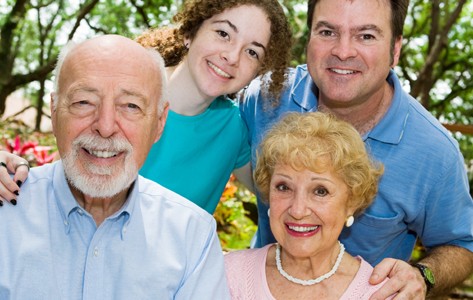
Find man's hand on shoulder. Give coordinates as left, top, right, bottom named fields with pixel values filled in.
left=368, top=258, right=426, bottom=300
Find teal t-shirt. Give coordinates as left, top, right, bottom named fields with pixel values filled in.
left=139, top=96, right=250, bottom=213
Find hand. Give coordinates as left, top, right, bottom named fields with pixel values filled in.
left=369, top=258, right=426, bottom=300
left=0, top=151, right=30, bottom=206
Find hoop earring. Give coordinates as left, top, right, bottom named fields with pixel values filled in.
left=345, top=216, right=354, bottom=227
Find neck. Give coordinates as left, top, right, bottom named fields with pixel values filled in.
left=318, top=82, right=394, bottom=136
left=277, top=242, right=344, bottom=283
left=166, top=58, right=215, bottom=116
left=70, top=185, right=129, bottom=226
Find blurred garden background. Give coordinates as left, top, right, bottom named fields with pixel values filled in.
left=1, top=0, right=473, bottom=298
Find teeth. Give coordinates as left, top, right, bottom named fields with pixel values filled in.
left=332, top=68, right=356, bottom=75
left=89, top=150, right=118, bottom=158
left=288, top=225, right=319, bottom=232
left=208, top=62, right=231, bottom=78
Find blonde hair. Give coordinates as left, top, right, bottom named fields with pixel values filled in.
left=254, top=112, right=384, bottom=215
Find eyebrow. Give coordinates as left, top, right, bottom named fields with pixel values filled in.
left=67, top=86, right=147, bottom=101
left=314, top=21, right=384, bottom=36
left=66, top=86, right=99, bottom=98
left=213, top=19, right=267, bottom=52
left=122, top=89, right=147, bottom=102
left=273, top=172, right=334, bottom=183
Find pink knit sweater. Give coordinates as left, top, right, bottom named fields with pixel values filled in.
left=224, top=244, right=392, bottom=300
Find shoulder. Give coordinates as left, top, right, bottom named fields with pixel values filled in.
left=136, top=175, right=215, bottom=225
left=225, top=245, right=271, bottom=274
left=224, top=245, right=272, bottom=299
left=28, top=162, right=56, bottom=183
left=244, top=65, right=308, bottom=100
left=18, top=162, right=58, bottom=200
left=342, top=257, right=392, bottom=300
left=389, top=72, right=459, bottom=151
left=408, top=99, right=458, bottom=148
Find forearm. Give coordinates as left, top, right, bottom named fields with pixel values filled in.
left=420, top=245, right=473, bottom=297
left=233, top=162, right=255, bottom=194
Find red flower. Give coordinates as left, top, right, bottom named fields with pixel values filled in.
left=4, top=135, right=37, bottom=155
left=33, top=146, right=58, bottom=166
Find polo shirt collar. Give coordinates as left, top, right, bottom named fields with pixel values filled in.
left=291, top=66, right=409, bottom=145
left=291, top=65, right=319, bottom=112
left=367, top=70, right=410, bottom=145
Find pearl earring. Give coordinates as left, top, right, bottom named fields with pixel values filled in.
left=267, top=208, right=270, bottom=217
left=345, top=215, right=354, bottom=227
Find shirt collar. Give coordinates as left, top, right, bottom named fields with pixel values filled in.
left=291, top=66, right=409, bottom=144
left=53, top=161, right=137, bottom=239
left=291, top=65, right=319, bottom=112
left=366, top=70, right=410, bottom=145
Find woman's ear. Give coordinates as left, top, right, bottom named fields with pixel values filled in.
left=184, top=37, right=190, bottom=49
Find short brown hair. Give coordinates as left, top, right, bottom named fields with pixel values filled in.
left=307, top=0, right=409, bottom=40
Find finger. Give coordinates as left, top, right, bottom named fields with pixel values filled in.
left=370, top=262, right=426, bottom=300
left=0, top=173, right=17, bottom=206
left=370, top=258, right=396, bottom=284
left=13, top=163, right=30, bottom=188
left=369, top=278, right=403, bottom=300
left=388, top=277, right=426, bottom=300
left=0, top=162, right=20, bottom=197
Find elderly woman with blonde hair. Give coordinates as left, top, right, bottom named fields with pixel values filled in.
left=224, top=112, right=390, bottom=300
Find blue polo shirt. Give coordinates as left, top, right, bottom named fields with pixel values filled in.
left=0, top=161, right=230, bottom=299
left=241, top=65, right=473, bottom=265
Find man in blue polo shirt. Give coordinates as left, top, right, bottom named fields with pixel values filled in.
left=0, top=35, right=229, bottom=299
left=241, top=0, right=473, bottom=299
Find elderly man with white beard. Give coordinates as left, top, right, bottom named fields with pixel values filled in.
left=0, top=35, right=230, bottom=300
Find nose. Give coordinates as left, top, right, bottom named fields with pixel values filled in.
left=331, top=36, right=357, bottom=60
left=91, top=102, right=119, bottom=138
left=288, top=191, right=311, bottom=220
left=220, top=46, right=240, bottom=66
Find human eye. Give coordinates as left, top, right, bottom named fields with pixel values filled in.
left=72, top=100, right=92, bottom=107
left=246, top=48, right=260, bottom=60
left=120, top=102, right=144, bottom=117
left=317, top=29, right=336, bottom=38
left=68, top=94, right=96, bottom=116
left=359, top=33, right=376, bottom=41
left=314, top=186, right=329, bottom=197
left=275, top=183, right=290, bottom=192
left=216, top=30, right=230, bottom=40
left=126, top=103, right=140, bottom=110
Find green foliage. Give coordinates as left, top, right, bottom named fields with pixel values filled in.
left=214, top=177, right=257, bottom=251
left=281, top=0, right=309, bottom=66
left=86, top=0, right=176, bottom=37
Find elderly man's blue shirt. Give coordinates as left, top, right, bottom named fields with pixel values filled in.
left=0, top=161, right=229, bottom=299
left=241, top=65, right=473, bottom=264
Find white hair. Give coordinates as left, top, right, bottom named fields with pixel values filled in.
left=51, top=37, right=168, bottom=114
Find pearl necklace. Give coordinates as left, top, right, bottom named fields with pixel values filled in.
left=275, top=241, right=345, bottom=286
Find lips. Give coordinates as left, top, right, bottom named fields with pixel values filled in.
left=287, top=224, right=319, bottom=233
left=329, top=68, right=357, bottom=75
left=207, top=61, right=232, bottom=78
left=84, top=148, right=119, bottom=158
